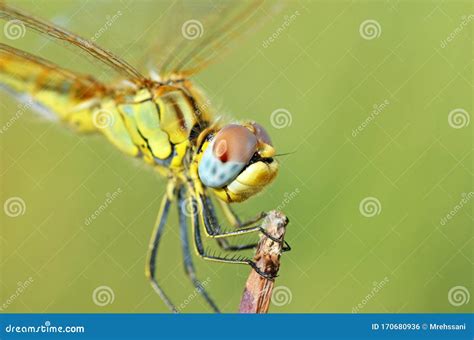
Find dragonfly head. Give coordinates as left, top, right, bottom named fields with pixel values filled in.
left=197, top=122, right=278, bottom=202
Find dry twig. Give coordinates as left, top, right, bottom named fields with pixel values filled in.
left=238, top=210, right=288, bottom=313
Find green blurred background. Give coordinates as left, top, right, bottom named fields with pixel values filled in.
left=0, top=0, right=472, bottom=313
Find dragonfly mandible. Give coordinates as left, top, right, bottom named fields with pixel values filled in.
left=0, top=1, right=289, bottom=312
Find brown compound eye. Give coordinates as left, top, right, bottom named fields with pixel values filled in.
left=212, top=124, right=257, bottom=164
left=251, top=122, right=272, bottom=146
left=198, top=124, right=258, bottom=188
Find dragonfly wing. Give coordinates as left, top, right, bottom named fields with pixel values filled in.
left=0, top=43, right=141, bottom=157
left=141, top=0, right=286, bottom=79
left=0, top=43, right=108, bottom=132
left=0, top=2, right=147, bottom=85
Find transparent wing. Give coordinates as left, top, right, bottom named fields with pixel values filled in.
left=0, top=2, right=147, bottom=85
left=140, top=0, right=286, bottom=79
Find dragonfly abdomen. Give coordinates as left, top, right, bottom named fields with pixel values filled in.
left=0, top=44, right=105, bottom=132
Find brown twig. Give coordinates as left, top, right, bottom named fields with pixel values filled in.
left=238, top=210, right=288, bottom=313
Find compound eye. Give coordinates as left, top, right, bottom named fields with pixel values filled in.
left=251, top=123, right=272, bottom=146
left=212, top=124, right=257, bottom=163
left=198, top=125, right=257, bottom=188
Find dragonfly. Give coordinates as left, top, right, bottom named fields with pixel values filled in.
left=0, top=0, right=289, bottom=312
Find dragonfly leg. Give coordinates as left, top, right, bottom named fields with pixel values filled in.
left=190, top=197, right=276, bottom=280
left=200, top=194, right=289, bottom=250
left=218, top=198, right=291, bottom=251
left=145, top=191, right=177, bottom=313
left=177, top=188, right=220, bottom=313
left=199, top=194, right=263, bottom=238
left=209, top=195, right=292, bottom=252
left=203, top=195, right=258, bottom=251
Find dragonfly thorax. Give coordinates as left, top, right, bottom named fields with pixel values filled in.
left=91, top=81, right=212, bottom=175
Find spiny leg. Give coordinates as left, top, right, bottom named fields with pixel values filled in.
left=198, top=194, right=285, bottom=247
left=198, top=194, right=264, bottom=239
left=177, top=187, right=220, bottom=313
left=219, top=199, right=292, bottom=252
left=190, top=196, right=275, bottom=279
left=203, top=195, right=258, bottom=251
left=145, top=190, right=176, bottom=313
